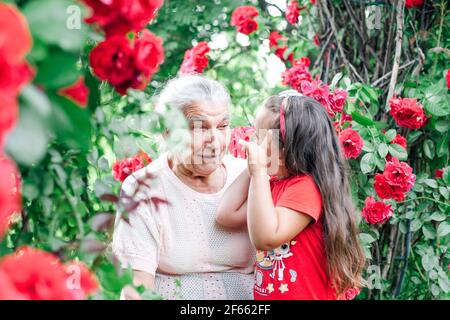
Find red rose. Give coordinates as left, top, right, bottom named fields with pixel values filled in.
left=334, top=112, right=352, bottom=134
left=269, top=32, right=294, bottom=63
left=313, top=34, right=320, bottom=46
left=0, top=269, right=23, bottom=299
left=230, top=6, right=259, bottom=35
left=64, top=261, right=99, bottom=298
left=58, top=77, right=90, bottom=108
left=112, top=150, right=152, bottom=182
left=405, top=0, right=424, bottom=8
left=0, top=247, right=98, bottom=300
left=286, top=1, right=304, bottom=25
left=0, top=155, right=21, bottom=239
left=310, top=0, right=317, bottom=4
left=361, top=196, right=393, bottom=225
left=0, top=3, right=32, bottom=65
left=298, top=79, right=343, bottom=116
left=344, top=287, right=360, bottom=300
left=228, top=126, right=255, bottom=159
left=374, top=174, right=403, bottom=201
left=374, top=158, right=416, bottom=202
left=112, top=157, right=143, bottom=182
left=446, top=69, right=450, bottom=89
left=389, top=97, right=427, bottom=130
left=435, top=168, right=444, bottom=179
left=138, top=149, right=153, bottom=165
left=386, top=133, right=407, bottom=162
left=180, top=42, right=210, bottom=75
left=390, top=133, right=407, bottom=148
left=269, top=31, right=284, bottom=48
left=90, top=30, right=164, bottom=95
left=0, top=4, right=34, bottom=147
left=134, top=29, right=165, bottom=80
left=82, top=0, right=164, bottom=37
left=0, top=88, right=19, bottom=149
left=328, top=88, right=348, bottom=114
left=90, top=35, right=135, bottom=94
left=282, top=58, right=312, bottom=91
left=383, top=157, right=416, bottom=193
left=338, top=128, right=364, bottom=159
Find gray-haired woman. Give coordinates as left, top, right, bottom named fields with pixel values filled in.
left=112, top=75, right=255, bottom=300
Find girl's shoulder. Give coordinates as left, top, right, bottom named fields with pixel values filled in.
left=271, top=174, right=317, bottom=188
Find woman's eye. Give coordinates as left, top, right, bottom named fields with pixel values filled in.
left=219, top=124, right=229, bottom=129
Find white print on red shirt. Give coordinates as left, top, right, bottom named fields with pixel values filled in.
left=254, top=240, right=298, bottom=295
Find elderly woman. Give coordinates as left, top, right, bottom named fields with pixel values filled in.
left=112, top=75, right=255, bottom=300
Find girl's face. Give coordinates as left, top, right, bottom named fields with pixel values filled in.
left=254, top=107, right=285, bottom=177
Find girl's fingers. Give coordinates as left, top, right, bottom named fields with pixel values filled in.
left=260, top=130, right=272, bottom=149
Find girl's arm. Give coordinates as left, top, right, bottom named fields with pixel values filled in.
left=215, top=168, right=250, bottom=228
left=241, top=131, right=313, bottom=250
left=247, top=172, right=312, bottom=250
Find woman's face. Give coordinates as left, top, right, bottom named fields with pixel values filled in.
left=181, top=101, right=230, bottom=175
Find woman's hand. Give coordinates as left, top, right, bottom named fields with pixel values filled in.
left=239, top=130, right=272, bottom=176
left=120, top=270, right=155, bottom=300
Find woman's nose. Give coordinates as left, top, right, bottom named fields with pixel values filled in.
left=204, top=128, right=218, bottom=143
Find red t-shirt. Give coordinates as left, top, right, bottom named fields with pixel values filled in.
left=253, top=175, right=338, bottom=300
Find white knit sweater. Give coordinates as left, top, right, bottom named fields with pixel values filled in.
left=112, top=153, right=255, bottom=300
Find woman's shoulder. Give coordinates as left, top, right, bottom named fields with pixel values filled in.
left=120, top=154, right=167, bottom=195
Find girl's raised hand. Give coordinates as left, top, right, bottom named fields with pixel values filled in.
left=239, top=129, right=272, bottom=176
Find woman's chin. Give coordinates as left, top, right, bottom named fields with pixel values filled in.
left=190, top=156, right=220, bottom=174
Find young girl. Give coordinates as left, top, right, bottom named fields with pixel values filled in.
left=216, top=90, right=366, bottom=300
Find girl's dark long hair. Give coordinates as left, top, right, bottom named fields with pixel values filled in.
left=265, top=95, right=366, bottom=295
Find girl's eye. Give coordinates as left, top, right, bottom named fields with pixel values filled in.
left=219, top=124, right=229, bottom=129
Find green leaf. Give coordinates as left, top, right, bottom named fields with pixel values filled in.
left=388, top=144, right=408, bottom=161
left=422, top=224, right=436, bottom=240
left=436, top=138, right=449, bottom=158
left=23, top=0, right=88, bottom=52
left=424, top=179, right=438, bottom=189
left=375, top=155, right=386, bottom=171
left=360, top=153, right=376, bottom=174
left=421, top=254, right=433, bottom=271
left=423, top=84, right=450, bottom=117
left=330, top=72, right=343, bottom=89
left=423, top=139, right=435, bottom=160
left=410, top=219, right=423, bottom=232
left=35, top=49, right=80, bottom=89
left=407, top=131, right=423, bottom=144
left=430, top=284, right=441, bottom=297
left=5, top=102, right=49, bottom=166
left=430, top=212, right=447, bottom=222
left=437, top=221, right=450, bottom=237
left=351, top=111, right=375, bottom=126
left=384, top=129, right=397, bottom=142
left=361, top=85, right=379, bottom=104
left=439, top=187, right=449, bottom=200
left=21, top=85, right=52, bottom=118
left=434, top=119, right=449, bottom=133
left=378, top=143, right=388, bottom=158
left=359, top=233, right=376, bottom=244
left=438, top=276, right=450, bottom=293
left=49, top=95, right=91, bottom=152
left=362, top=141, right=375, bottom=153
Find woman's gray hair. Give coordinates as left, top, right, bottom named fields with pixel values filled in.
left=155, top=75, right=231, bottom=113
